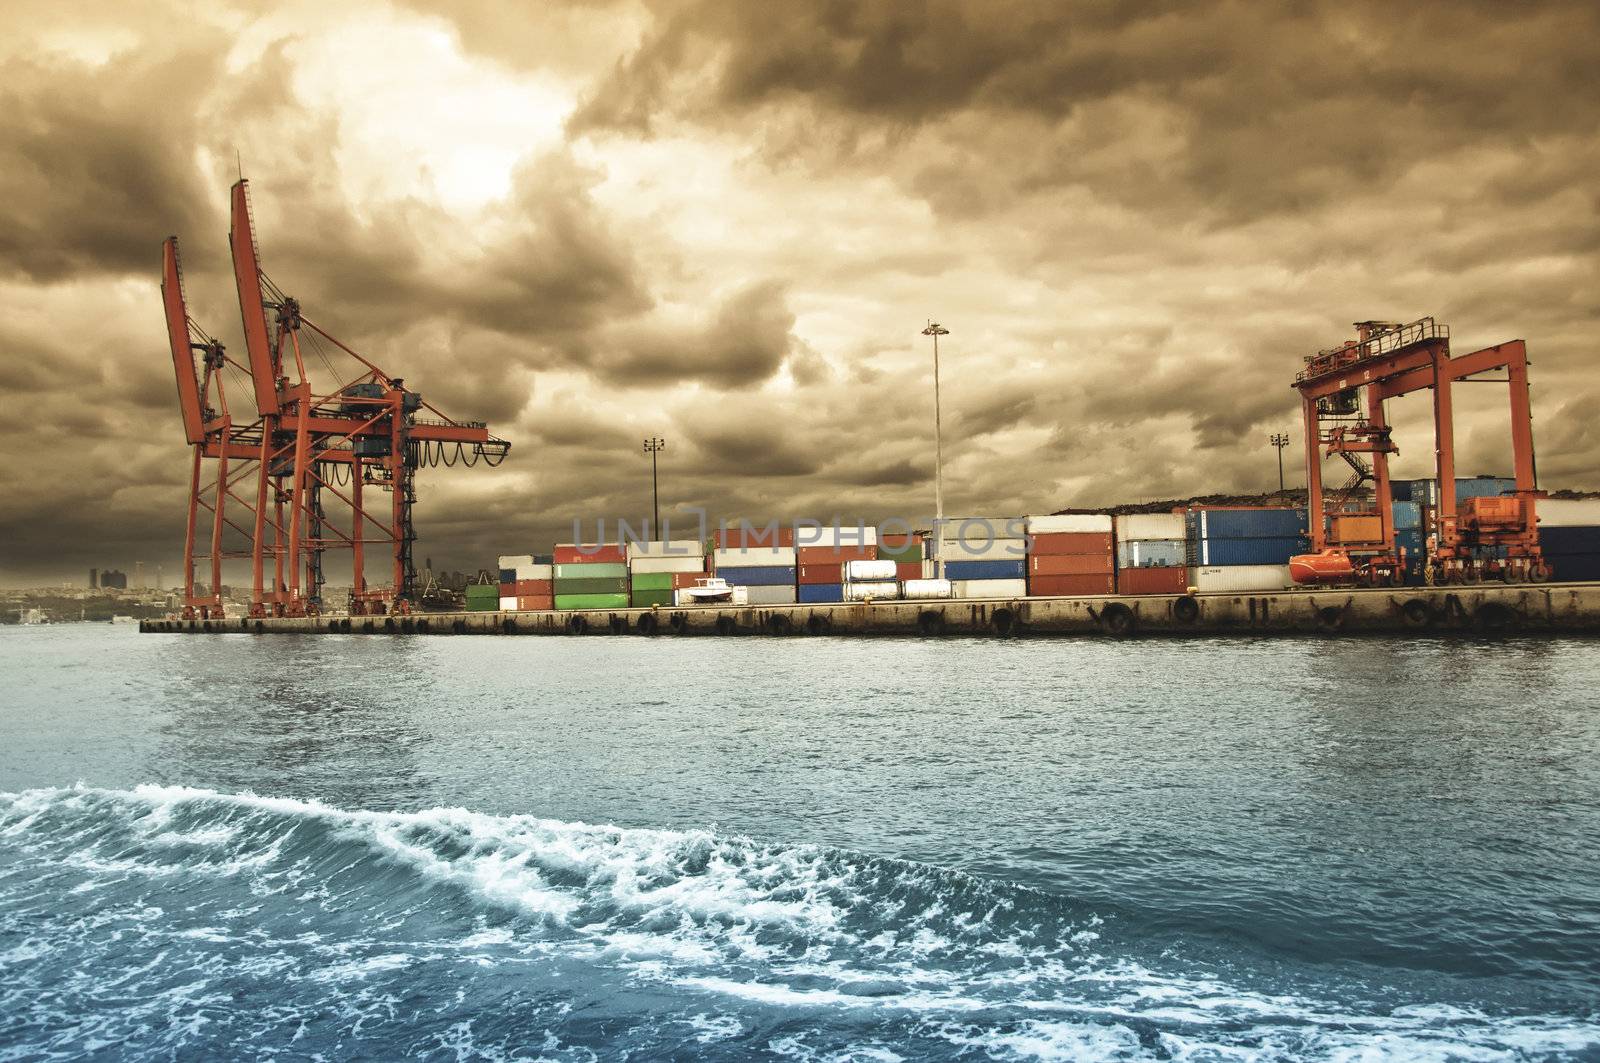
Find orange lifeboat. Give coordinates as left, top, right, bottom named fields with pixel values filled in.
left=1289, top=550, right=1357, bottom=585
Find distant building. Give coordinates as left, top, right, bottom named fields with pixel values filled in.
left=99, top=569, right=128, bottom=590
left=89, top=568, right=98, bottom=589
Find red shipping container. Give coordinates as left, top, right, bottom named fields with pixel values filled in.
left=671, top=572, right=707, bottom=589
left=1030, top=553, right=1114, bottom=576
left=518, top=595, right=555, bottom=611
left=798, top=563, right=845, bottom=585
left=1116, top=567, right=1189, bottom=596
left=1029, top=532, right=1113, bottom=555
left=1029, top=573, right=1115, bottom=597
left=896, top=561, right=923, bottom=581
left=878, top=530, right=923, bottom=552
left=553, top=544, right=626, bottom=564
left=514, top=578, right=553, bottom=596
left=716, top=525, right=795, bottom=548
left=498, top=582, right=514, bottom=596
left=796, top=544, right=876, bottom=565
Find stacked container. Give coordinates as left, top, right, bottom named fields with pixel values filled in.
left=464, top=582, right=498, bottom=612
left=841, top=558, right=899, bottom=601
left=1392, top=501, right=1426, bottom=584
left=1186, top=507, right=1307, bottom=592
left=876, top=532, right=928, bottom=583
left=796, top=525, right=877, bottom=604
left=1026, top=514, right=1115, bottom=596
left=628, top=540, right=706, bottom=608
left=498, top=554, right=554, bottom=611
left=1113, top=512, right=1188, bottom=596
left=714, top=526, right=797, bottom=605
left=934, top=516, right=1028, bottom=599
left=1538, top=499, right=1600, bottom=582
left=553, top=543, right=629, bottom=610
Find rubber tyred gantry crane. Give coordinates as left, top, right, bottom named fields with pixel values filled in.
left=1289, top=317, right=1546, bottom=587
left=162, top=180, right=510, bottom=619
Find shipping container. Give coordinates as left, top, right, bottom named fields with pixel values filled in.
left=935, top=516, right=1028, bottom=541
left=950, top=578, right=1028, bottom=599
left=1116, top=567, right=1188, bottom=596
left=843, top=581, right=900, bottom=601
left=798, top=563, right=844, bottom=586
left=744, top=585, right=799, bottom=605
left=717, top=565, right=796, bottom=587
left=554, top=562, right=627, bottom=580
left=629, top=572, right=674, bottom=591
left=1116, top=539, right=1185, bottom=568
left=553, top=576, right=628, bottom=595
left=796, top=544, right=877, bottom=565
left=1193, top=536, right=1307, bottom=566
left=1028, top=573, right=1115, bottom=596
left=499, top=595, right=517, bottom=611
left=1187, top=508, right=1307, bottom=540
left=1029, top=531, right=1114, bottom=555
left=1187, top=565, right=1295, bottom=592
left=902, top=578, right=953, bottom=599
left=875, top=535, right=924, bottom=562
left=844, top=559, right=898, bottom=582
left=498, top=582, right=514, bottom=597
left=672, top=572, right=709, bottom=589
left=1329, top=514, right=1383, bottom=543
left=513, top=578, right=553, bottom=596
left=1025, top=513, right=1113, bottom=534
left=896, top=561, right=924, bottom=581
left=629, top=590, right=674, bottom=608
left=1456, top=476, right=1516, bottom=502
left=795, top=524, right=878, bottom=548
left=498, top=568, right=515, bottom=584
left=1116, top=513, right=1186, bottom=541
left=945, top=559, right=1027, bottom=581
left=798, top=583, right=844, bottom=604
left=1539, top=526, right=1600, bottom=555
left=498, top=554, right=534, bottom=570
left=712, top=545, right=797, bottom=568
left=627, top=539, right=706, bottom=558
left=554, top=592, right=630, bottom=610
left=1392, top=501, right=1422, bottom=529
left=1028, top=553, right=1113, bottom=576
left=465, top=598, right=496, bottom=612
left=463, top=583, right=498, bottom=600
left=716, top=525, right=795, bottom=548
left=514, top=563, right=554, bottom=581
left=933, top=537, right=1029, bottom=562
left=1547, top=554, right=1600, bottom=581
left=518, top=595, right=554, bottom=611
left=553, top=544, right=627, bottom=565
left=628, top=555, right=707, bottom=575
left=1539, top=499, right=1600, bottom=528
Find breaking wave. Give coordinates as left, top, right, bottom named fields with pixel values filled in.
left=1, top=785, right=1596, bottom=1060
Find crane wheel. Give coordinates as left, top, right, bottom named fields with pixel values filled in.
left=1530, top=565, right=1551, bottom=583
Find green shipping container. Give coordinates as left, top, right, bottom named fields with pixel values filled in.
left=555, top=592, right=630, bottom=610
left=877, top=541, right=924, bottom=562
left=554, top=576, right=628, bottom=595
left=554, top=562, right=627, bottom=579
left=465, top=598, right=497, bottom=611
left=464, top=583, right=499, bottom=599
left=630, top=572, right=674, bottom=591
left=630, top=590, right=674, bottom=607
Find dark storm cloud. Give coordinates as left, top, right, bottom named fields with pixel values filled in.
left=590, top=280, right=795, bottom=387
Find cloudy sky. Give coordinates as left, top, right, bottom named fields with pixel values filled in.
left=0, top=0, right=1596, bottom=586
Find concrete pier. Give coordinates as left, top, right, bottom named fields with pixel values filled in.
left=141, top=582, right=1600, bottom=638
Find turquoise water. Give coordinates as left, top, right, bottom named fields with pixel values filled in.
left=2, top=626, right=1598, bottom=1059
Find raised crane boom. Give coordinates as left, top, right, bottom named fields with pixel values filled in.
left=229, top=180, right=282, bottom=417
left=161, top=237, right=208, bottom=445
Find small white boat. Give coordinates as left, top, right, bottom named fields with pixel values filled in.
left=675, top=577, right=749, bottom=606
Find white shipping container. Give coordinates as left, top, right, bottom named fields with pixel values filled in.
left=1026, top=513, right=1113, bottom=534
left=712, top=546, right=797, bottom=567
left=498, top=596, right=517, bottom=611
left=627, top=539, right=705, bottom=558
left=1187, top=565, right=1295, bottom=593
left=844, top=559, right=898, bottom=581
left=744, top=585, right=798, bottom=605
left=1538, top=498, right=1600, bottom=528
left=629, top=555, right=706, bottom=574
left=902, top=578, right=953, bottom=599
left=514, top=563, right=554, bottom=581
left=933, top=537, right=1029, bottom=561
left=1116, top=513, right=1186, bottom=541
left=794, top=524, right=878, bottom=547
left=498, top=554, right=534, bottom=569
left=843, top=581, right=900, bottom=601
left=935, top=516, right=1028, bottom=541
left=951, top=578, right=1028, bottom=599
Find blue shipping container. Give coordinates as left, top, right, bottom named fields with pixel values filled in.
left=1195, top=536, right=1308, bottom=566
left=1456, top=476, right=1515, bottom=503
left=1392, top=501, right=1422, bottom=529
left=1187, top=508, right=1307, bottom=540
left=1116, top=539, right=1185, bottom=568
left=798, top=583, right=844, bottom=603
left=498, top=568, right=515, bottom=583
left=1540, top=526, right=1600, bottom=556
left=1549, top=554, right=1600, bottom=581
left=944, top=559, right=1027, bottom=581
left=717, top=565, right=796, bottom=587
left=1396, top=528, right=1425, bottom=559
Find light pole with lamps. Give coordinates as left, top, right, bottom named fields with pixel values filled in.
left=921, top=321, right=949, bottom=577
left=1270, top=432, right=1290, bottom=493
left=643, top=437, right=666, bottom=538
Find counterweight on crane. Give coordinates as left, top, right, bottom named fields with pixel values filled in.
left=162, top=180, right=510, bottom=619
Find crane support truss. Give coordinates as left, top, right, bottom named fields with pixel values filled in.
left=161, top=181, right=510, bottom=619
left=1292, top=317, right=1545, bottom=586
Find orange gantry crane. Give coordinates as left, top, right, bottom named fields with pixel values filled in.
left=162, top=180, right=509, bottom=619
left=1290, top=317, right=1545, bottom=586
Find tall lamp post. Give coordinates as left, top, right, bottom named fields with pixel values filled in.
left=1270, top=432, right=1290, bottom=493
left=643, top=437, right=666, bottom=538
left=921, top=321, right=949, bottom=578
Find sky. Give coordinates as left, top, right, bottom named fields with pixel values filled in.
left=0, top=0, right=1596, bottom=586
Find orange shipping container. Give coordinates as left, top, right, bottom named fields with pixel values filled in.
left=1029, top=532, right=1113, bottom=556
left=1029, top=573, right=1115, bottom=596
left=518, top=595, right=555, bottom=611
left=796, top=544, right=876, bottom=564
left=514, top=578, right=553, bottom=596
left=671, top=572, right=706, bottom=589
left=1030, top=553, right=1114, bottom=576
left=799, top=563, right=845, bottom=585
left=553, top=544, right=626, bottom=564
left=716, top=525, right=795, bottom=548
left=1328, top=515, right=1383, bottom=543
left=896, top=561, right=923, bottom=581
left=1116, top=567, right=1189, bottom=596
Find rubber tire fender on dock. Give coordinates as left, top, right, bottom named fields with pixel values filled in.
left=1172, top=595, right=1200, bottom=624
left=1400, top=599, right=1433, bottom=629
left=1099, top=602, right=1136, bottom=639
left=917, top=610, right=945, bottom=637
left=636, top=612, right=659, bottom=635
left=566, top=614, right=588, bottom=635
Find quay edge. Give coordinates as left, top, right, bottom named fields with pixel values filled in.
left=141, top=582, right=1600, bottom=638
